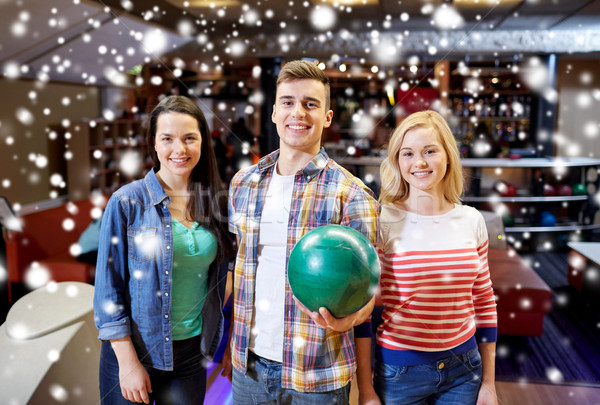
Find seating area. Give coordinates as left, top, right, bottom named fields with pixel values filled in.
left=488, top=247, right=553, bottom=336
left=481, top=211, right=553, bottom=337
left=567, top=241, right=600, bottom=304
left=4, top=198, right=98, bottom=302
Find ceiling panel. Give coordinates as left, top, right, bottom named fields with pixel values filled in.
left=380, top=0, right=441, bottom=15
left=0, top=0, right=102, bottom=63
left=2, top=0, right=600, bottom=86
left=166, top=0, right=315, bottom=22
left=496, top=0, right=598, bottom=29
left=515, top=0, right=594, bottom=14
left=553, top=0, right=600, bottom=29
left=28, top=15, right=189, bottom=84
left=454, top=0, right=521, bottom=28
left=498, top=15, right=568, bottom=30
left=2, top=0, right=189, bottom=85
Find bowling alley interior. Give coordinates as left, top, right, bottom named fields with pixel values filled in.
left=1, top=0, right=600, bottom=404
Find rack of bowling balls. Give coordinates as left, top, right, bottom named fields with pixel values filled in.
left=492, top=180, right=592, bottom=229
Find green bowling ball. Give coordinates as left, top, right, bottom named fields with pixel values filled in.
left=572, top=183, right=587, bottom=196
left=288, top=224, right=380, bottom=318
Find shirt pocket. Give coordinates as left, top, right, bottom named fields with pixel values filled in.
left=127, top=227, right=158, bottom=262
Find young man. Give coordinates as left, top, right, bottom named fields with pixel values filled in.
left=224, top=60, right=380, bottom=404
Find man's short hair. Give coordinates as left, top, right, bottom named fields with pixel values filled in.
left=276, top=60, right=331, bottom=110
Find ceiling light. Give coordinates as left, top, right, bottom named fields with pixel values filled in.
left=454, top=0, right=521, bottom=8
left=169, top=0, right=241, bottom=8
left=317, top=0, right=379, bottom=6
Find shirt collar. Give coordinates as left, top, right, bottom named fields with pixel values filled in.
left=144, top=168, right=170, bottom=206
left=257, top=147, right=330, bottom=179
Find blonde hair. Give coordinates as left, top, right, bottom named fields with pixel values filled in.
left=277, top=60, right=331, bottom=110
left=379, top=110, right=463, bottom=205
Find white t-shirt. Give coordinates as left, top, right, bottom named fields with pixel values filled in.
left=249, top=167, right=294, bottom=361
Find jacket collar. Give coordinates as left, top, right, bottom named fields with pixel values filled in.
left=144, top=168, right=170, bottom=206
left=257, top=147, right=330, bottom=179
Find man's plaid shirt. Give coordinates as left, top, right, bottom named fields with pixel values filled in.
left=228, top=148, right=379, bottom=393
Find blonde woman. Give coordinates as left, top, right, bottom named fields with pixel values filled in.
left=371, top=110, right=498, bottom=405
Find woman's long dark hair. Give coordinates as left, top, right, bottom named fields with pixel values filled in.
left=146, top=95, right=233, bottom=262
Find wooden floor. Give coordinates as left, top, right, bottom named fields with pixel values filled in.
left=348, top=378, right=600, bottom=405
left=496, top=380, right=600, bottom=405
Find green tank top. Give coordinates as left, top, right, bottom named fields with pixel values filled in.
left=170, top=219, right=217, bottom=341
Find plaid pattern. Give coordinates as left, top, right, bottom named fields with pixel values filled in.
left=228, top=148, right=379, bottom=392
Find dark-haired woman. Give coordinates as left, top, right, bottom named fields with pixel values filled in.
left=94, top=95, right=233, bottom=404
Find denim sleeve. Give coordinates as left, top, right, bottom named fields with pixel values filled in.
left=93, top=193, right=132, bottom=341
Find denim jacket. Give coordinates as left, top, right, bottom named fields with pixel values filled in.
left=93, top=168, right=228, bottom=371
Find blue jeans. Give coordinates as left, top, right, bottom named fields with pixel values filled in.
left=99, top=336, right=207, bottom=405
left=374, top=347, right=483, bottom=405
left=232, top=351, right=350, bottom=404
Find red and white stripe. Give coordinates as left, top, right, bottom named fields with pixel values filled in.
left=377, top=241, right=496, bottom=352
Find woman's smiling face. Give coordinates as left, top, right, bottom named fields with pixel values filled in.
left=398, top=126, right=448, bottom=196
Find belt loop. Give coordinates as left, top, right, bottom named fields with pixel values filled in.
left=465, top=348, right=474, bottom=363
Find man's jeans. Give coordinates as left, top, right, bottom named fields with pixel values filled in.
left=232, top=350, right=350, bottom=404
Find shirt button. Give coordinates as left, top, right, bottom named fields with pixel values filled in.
left=165, top=292, right=169, bottom=296
left=167, top=224, right=170, bottom=228
left=166, top=246, right=171, bottom=250
left=165, top=271, right=169, bottom=275
left=165, top=337, right=169, bottom=341
left=438, top=362, right=445, bottom=370
left=164, top=314, right=168, bottom=318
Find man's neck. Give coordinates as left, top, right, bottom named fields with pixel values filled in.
left=276, top=145, right=320, bottom=176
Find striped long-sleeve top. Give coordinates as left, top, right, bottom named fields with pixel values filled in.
left=376, top=203, right=497, bottom=366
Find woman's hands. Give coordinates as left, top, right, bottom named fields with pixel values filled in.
left=111, top=338, right=153, bottom=404
left=476, top=381, right=498, bottom=405
left=477, top=342, right=498, bottom=405
left=220, top=340, right=233, bottom=382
